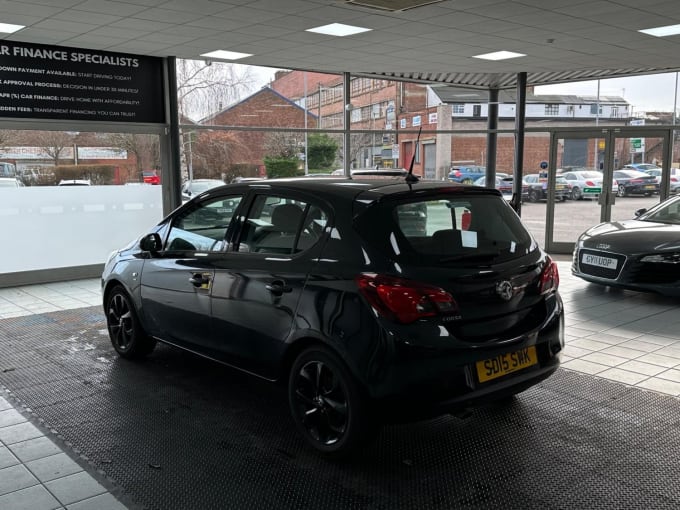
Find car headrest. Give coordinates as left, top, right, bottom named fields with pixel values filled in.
left=271, top=203, right=303, bottom=232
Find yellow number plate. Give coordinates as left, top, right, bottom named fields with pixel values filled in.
left=476, top=346, right=537, bottom=383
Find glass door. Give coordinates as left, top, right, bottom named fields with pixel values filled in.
left=544, top=128, right=671, bottom=254
left=545, top=130, right=614, bottom=253
left=610, top=130, right=670, bottom=223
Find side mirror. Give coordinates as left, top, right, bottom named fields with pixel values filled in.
left=139, top=233, right=162, bottom=252
left=634, top=208, right=647, bottom=217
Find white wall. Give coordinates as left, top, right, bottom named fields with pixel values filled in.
left=0, top=185, right=163, bottom=274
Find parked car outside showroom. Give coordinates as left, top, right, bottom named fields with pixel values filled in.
left=572, top=194, right=680, bottom=296
left=523, top=174, right=570, bottom=202
left=143, top=170, right=161, bottom=185
left=102, top=176, right=564, bottom=457
left=613, top=169, right=659, bottom=196
left=181, top=178, right=225, bottom=202
left=559, top=169, right=619, bottom=200
left=642, top=167, right=680, bottom=193
left=447, top=165, right=486, bottom=184
left=0, top=176, right=25, bottom=187
left=473, top=175, right=518, bottom=201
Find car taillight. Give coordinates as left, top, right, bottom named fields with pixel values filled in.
left=356, top=274, right=459, bottom=324
left=585, top=180, right=596, bottom=186
left=454, top=170, right=462, bottom=177
left=630, top=178, right=644, bottom=184
left=538, top=257, right=559, bottom=295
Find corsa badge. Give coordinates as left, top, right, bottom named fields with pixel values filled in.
left=495, top=280, right=514, bottom=301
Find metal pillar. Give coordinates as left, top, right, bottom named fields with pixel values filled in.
left=344, top=72, right=352, bottom=177
left=161, top=56, right=182, bottom=214
left=486, top=87, right=499, bottom=183
left=511, top=72, right=527, bottom=215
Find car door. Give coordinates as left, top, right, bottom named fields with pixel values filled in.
left=209, top=191, right=330, bottom=378
left=140, top=192, right=244, bottom=350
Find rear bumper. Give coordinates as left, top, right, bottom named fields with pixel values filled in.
left=369, top=296, right=564, bottom=421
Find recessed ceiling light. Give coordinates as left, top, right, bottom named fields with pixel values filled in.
left=0, top=22, right=25, bottom=34
left=472, top=51, right=526, bottom=61
left=306, top=23, right=372, bottom=37
left=200, top=50, right=253, bottom=60
left=639, top=24, right=680, bottom=37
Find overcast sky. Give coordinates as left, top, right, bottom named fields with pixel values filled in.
left=535, top=72, right=680, bottom=114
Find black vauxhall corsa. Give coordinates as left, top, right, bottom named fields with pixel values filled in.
left=102, top=176, right=564, bottom=456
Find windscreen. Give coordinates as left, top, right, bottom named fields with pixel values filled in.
left=356, top=193, right=538, bottom=265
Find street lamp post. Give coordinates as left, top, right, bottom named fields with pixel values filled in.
left=182, top=130, right=194, bottom=182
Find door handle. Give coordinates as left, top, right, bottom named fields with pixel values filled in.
left=189, top=272, right=211, bottom=287
left=265, top=280, right=292, bottom=295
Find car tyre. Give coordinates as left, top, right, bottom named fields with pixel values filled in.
left=617, top=186, right=626, bottom=197
left=288, top=346, right=379, bottom=458
left=570, top=186, right=582, bottom=200
left=528, top=189, right=541, bottom=203
left=106, top=285, right=156, bottom=359
left=462, top=178, right=474, bottom=184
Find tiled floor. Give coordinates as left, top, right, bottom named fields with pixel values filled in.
left=1, top=262, right=679, bottom=509
left=0, top=278, right=128, bottom=510
left=0, top=395, right=127, bottom=510
left=0, top=280, right=101, bottom=319
left=556, top=259, right=680, bottom=397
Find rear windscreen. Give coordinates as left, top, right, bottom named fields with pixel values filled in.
left=356, top=194, right=537, bottom=264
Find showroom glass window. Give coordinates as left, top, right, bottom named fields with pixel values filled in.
left=165, top=195, right=243, bottom=252
left=236, top=194, right=328, bottom=255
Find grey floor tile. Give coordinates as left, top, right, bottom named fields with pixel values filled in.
left=0, top=397, right=11, bottom=411
left=0, top=422, right=43, bottom=445
left=44, top=472, right=107, bottom=506
left=0, top=485, right=62, bottom=510
left=0, top=464, right=39, bottom=496
left=0, top=408, right=28, bottom=428
left=66, top=492, right=128, bottom=510
left=9, top=436, right=63, bottom=463
left=636, top=352, right=680, bottom=369
left=26, top=453, right=83, bottom=483
left=636, top=377, right=680, bottom=396
left=656, top=368, right=680, bottom=383
left=0, top=445, right=20, bottom=469
left=597, top=368, right=649, bottom=385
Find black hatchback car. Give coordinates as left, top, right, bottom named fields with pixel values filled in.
left=102, top=177, right=564, bottom=456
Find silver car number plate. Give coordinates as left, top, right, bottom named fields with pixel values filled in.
left=582, top=253, right=617, bottom=270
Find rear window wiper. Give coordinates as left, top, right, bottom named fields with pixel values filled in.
left=438, top=250, right=500, bottom=264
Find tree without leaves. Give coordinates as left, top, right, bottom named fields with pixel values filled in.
left=28, top=131, right=75, bottom=166
left=177, top=59, right=258, bottom=122
left=192, top=130, right=254, bottom=181
left=103, top=133, right=159, bottom=180
left=0, top=130, right=18, bottom=150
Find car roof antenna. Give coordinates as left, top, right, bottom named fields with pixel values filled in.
left=405, top=126, right=422, bottom=185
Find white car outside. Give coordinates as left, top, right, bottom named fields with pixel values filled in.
left=560, top=170, right=618, bottom=200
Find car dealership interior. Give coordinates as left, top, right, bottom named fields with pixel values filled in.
left=2, top=1, right=680, bottom=509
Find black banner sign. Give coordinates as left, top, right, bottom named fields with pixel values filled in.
left=0, top=41, right=165, bottom=123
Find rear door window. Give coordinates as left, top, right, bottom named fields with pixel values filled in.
left=235, top=194, right=329, bottom=255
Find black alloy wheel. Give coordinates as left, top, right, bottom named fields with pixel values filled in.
left=528, top=189, right=541, bottom=203
left=288, top=347, right=377, bottom=457
left=106, top=285, right=156, bottom=359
